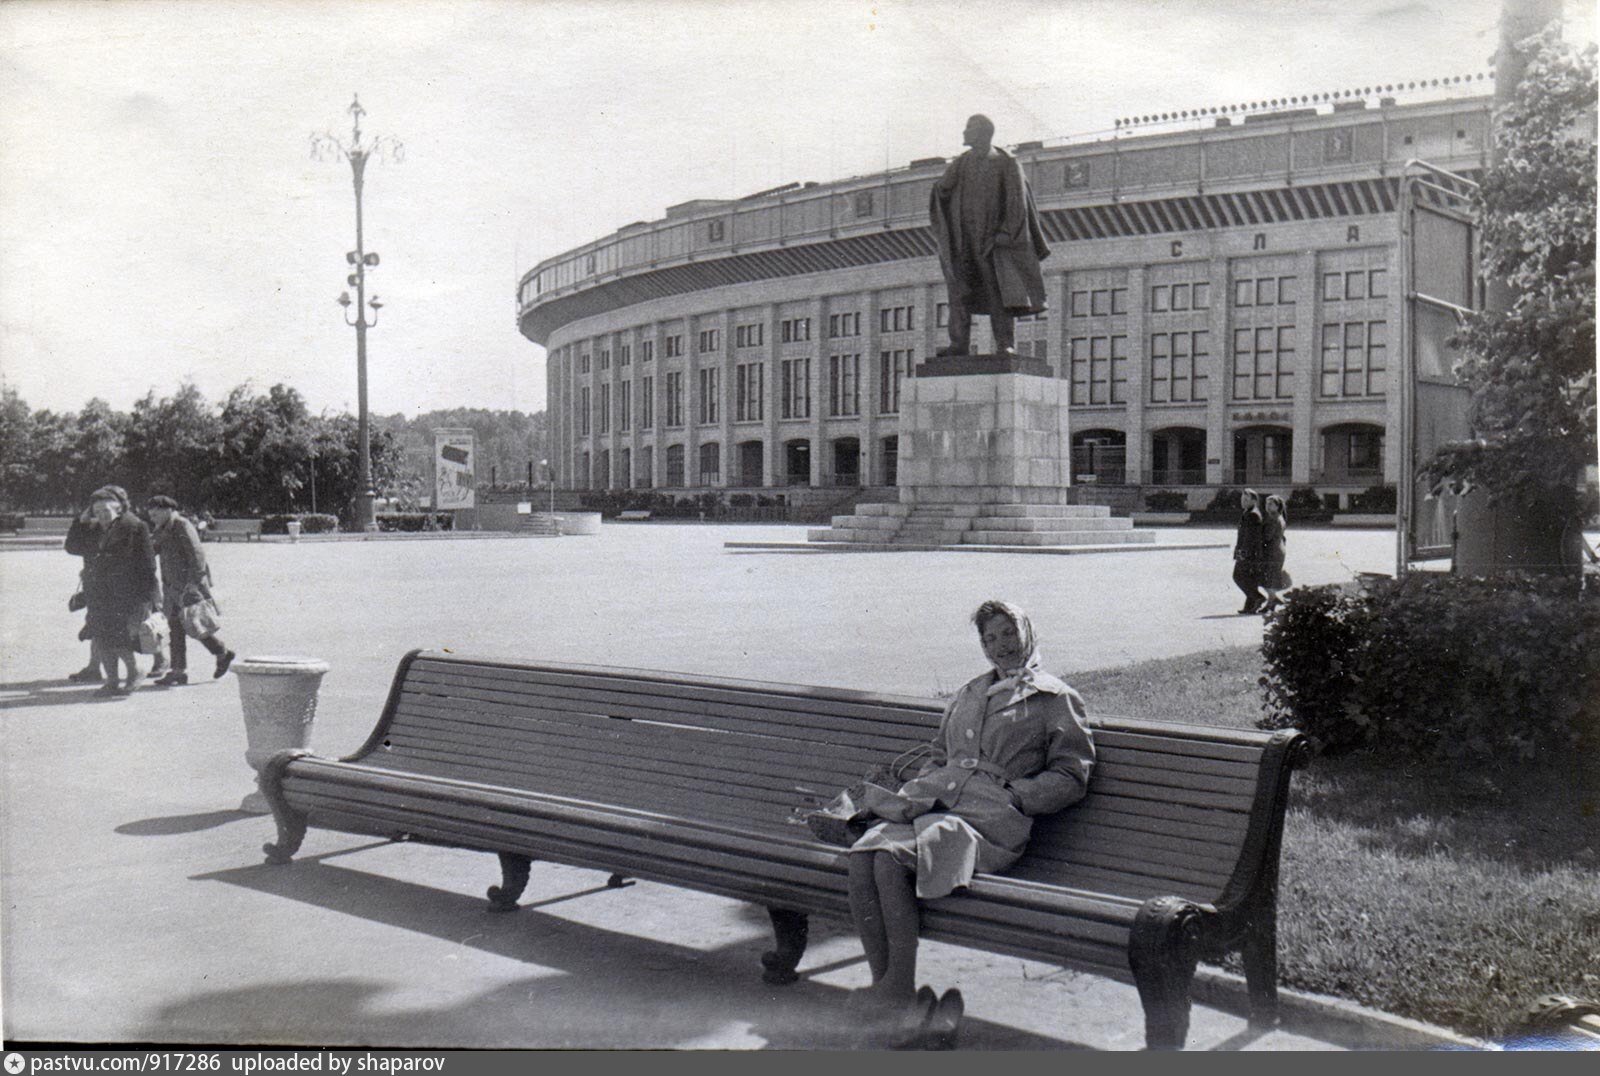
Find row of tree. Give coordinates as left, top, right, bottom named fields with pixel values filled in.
left=0, top=382, right=547, bottom=522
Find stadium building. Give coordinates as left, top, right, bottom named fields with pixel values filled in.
left=518, top=87, right=1491, bottom=512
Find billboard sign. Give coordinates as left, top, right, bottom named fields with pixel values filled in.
left=433, top=428, right=476, bottom=510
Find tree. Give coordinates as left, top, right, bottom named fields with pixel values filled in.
left=1424, top=30, right=1597, bottom=529
left=0, top=387, right=37, bottom=509
left=123, top=382, right=222, bottom=509
left=210, top=383, right=315, bottom=514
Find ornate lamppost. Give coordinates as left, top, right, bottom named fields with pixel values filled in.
left=312, top=95, right=403, bottom=531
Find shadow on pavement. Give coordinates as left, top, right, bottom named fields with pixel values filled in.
left=188, top=857, right=1090, bottom=1049
left=0, top=678, right=121, bottom=710
left=117, top=810, right=258, bottom=837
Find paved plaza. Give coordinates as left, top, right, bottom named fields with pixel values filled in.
left=1, top=523, right=1459, bottom=1050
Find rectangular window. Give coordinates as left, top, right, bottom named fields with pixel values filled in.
left=828, top=311, right=860, bottom=338
left=580, top=352, right=592, bottom=373
left=1320, top=324, right=1343, bottom=397
left=1111, top=287, right=1129, bottom=315
left=1234, top=325, right=1293, bottom=401
left=599, top=349, right=611, bottom=371
left=1349, top=430, right=1383, bottom=472
left=641, top=339, right=655, bottom=363
left=735, top=324, right=764, bottom=348
left=1069, top=338, right=1089, bottom=404
left=1342, top=322, right=1366, bottom=396
left=619, top=382, right=632, bottom=431
left=665, top=335, right=682, bottom=358
left=639, top=446, right=653, bottom=487
left=879, top=305, right=913, bottom=333
left=1234, top=279, right=1253, bottom=307
left=579, top=386, right=591, bottom=436
left=1089, top=336, right=1110, bottom=404
left=829, top=353, right=861, bottom=416
left=1263, top=432, right=1290, bottom=477
left=781, top=358, right=811, bottom=419
left=1319, top=321, right=1386, bottom=398
left=1275, top=325, right=1296, bottom=398
left=1366, top=321, right=1387, bottom=395
left=1071, top=290, right=1089, bottom=317
left=697, top=367, right=720, bottom=423
left=665, top=446, right=684, bottom=487
left=598, top=383, right=611, bottom=434
left=780, top=317, right=811, bottom=343
left=736, top=362, right=764, bottom=422
left=1368, top=268, right=1388, bottom=298
left=1255, top=277, right=1277, bottom=307
left=1150, top=333, right=1169, bottom=402
left=1151, top=285, right=1170, bottom=313
left=1091, top=289, right=1110, bottom=317
left=879, top=349, right=912, bottom=413
left=1110, top=334, right=1128, bottom=404
left=1277, top=276, right=1297, bottom=303
left=619, top=344, right=631, bottom=367
left=698, top=328, right=720, bottom=353
left=1192, top=330, right=1210, bottom=401
left=640, top=376, right=654, bottom=429
left=1171, top=283, right=1190, bottom=311
left=664, top=371, right=684, bottom=427
left=1322, top=272, right=1342, bottom=302
left=1344, top=270, right=1366, bottom=300
left=1194, top=282, right=1211, bottom=309
left=936, top=302, right=948, bottom=328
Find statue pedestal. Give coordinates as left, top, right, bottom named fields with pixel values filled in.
left=898, top=354, right=1070, bottom=505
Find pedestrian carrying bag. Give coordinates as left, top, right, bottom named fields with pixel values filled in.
left=180, top=596, right=222, bottom=639
left=137, top=611, right=168, bottom=655
left=68, top=581, right=87, bottom=612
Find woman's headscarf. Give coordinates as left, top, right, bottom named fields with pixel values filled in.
left=1264, top=494, right=1287, bottom=526
left=89, top=485, right=128, bottom=515
left=973, top=599, right=1051, bottom=697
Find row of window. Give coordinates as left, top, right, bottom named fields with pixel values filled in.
left=573, top=321, right=1388, bottom=432
left=568, top=269, right=1389, bottom=371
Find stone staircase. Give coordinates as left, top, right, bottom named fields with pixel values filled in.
left=519, top=513, right=563, bottom=536
left=807, top=501, right=1157, bottom=548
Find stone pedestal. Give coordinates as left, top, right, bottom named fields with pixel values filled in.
left=898, top=355, right=1071, bottom=504
left=233, top=656, right=329, bottom=813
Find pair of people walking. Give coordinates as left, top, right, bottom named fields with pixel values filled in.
left=1231, top=489, right=1289, bottom=614
left=65, top=487, right=234, bottom=695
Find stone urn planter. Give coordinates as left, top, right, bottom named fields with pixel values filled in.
left=232, top=656, right=329, bottom=813
left=286, top=519, right=303, bottom=542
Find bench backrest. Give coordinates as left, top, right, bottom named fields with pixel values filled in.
left=213, top=518, right=262, bottom=532
left=361, top=652, right=1301, bottom=910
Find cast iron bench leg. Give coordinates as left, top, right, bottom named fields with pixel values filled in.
left=760, top=907, right=810, bottom=985
left=260, top=750, right=313, bottom=865
left=488, top=853, right=534, bottom=911
left=1129, top=896, right=1202, bottom=1050
left=1243, top=910, right=1280, bottom=1028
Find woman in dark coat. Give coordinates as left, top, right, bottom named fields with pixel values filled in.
left=1260, top=494, right=1290, bottom=610
left=1232, top=489, right=1265, bottom=614
left=69, top=486, right=159, bottom=696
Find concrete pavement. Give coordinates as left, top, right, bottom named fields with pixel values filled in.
left=0, top=523, right=1472, bottom=1049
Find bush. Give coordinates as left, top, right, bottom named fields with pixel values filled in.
left=374, top=512, right=454, bottom=532
left=1143, top=489, right=1189, bottom=512
left=1346, top=485, right=1397, bottom=513
left=0, top=512, right=23, bottom=532
left=260, top=513, right=340, bottom=535
left=1260, top=575, right=1600, bottom=766
left=1286, top=487, right=1334, bottom=523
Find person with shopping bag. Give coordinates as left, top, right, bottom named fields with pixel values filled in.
left=147, top=495, right=235, bottom=687
left=66, top=486, right=160, bottom=696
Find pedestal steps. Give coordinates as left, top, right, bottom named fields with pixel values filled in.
left=807, top=501, right=1156, bottom=547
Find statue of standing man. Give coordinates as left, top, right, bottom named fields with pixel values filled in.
left=929, top=114, right=1051, bottom=357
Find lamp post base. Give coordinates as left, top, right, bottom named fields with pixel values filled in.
left=355, top=490, right=377, bottom=532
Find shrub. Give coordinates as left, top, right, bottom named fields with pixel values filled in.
left=0, top=512, right=23, bottom=532
left=260, top=513, right=340, bottom=535
left=728, top=493, right=754, bottom=508
left=1286, top=487, right=1334, bottom=523
left=1143, top=489, right=1189, bottom=512
left=374, top=512, right=454, bottom=532
left=1260, top=575, right=1600, bottom=766
left=1346, top=485, right=1397, bottom=513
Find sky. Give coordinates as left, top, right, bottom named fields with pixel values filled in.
left=0, top=0, right=1592, bottom=420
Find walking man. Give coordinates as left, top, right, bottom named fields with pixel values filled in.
left=148, top=495, right=235, bottom=686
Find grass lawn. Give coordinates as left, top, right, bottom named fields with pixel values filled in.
left=1068, top=646, right=1600, bottom=1042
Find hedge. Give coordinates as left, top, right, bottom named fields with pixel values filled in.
left=374, top=512, right=455, bottom=532
left=260, top=513, right=340, bottom=535
left=1258, top=574, right=1600, bottom=766
left=1142, top=489, right=1189, bottom=512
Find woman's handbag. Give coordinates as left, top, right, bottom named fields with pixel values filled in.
left=68, top=582, right=86, bottom=613
left=136, top=610, right=168, bottom=655
left=179, top=596, right=222, bottom=639
left=790, top=743, right=937, bottom=847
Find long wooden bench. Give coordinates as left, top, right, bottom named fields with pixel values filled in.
left=258, top=651, right=1308, bottom=1049
left=205, top=518, right=263, bottom=542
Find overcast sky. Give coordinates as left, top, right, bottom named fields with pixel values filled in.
left=0, top=0, right=1591, bottom=419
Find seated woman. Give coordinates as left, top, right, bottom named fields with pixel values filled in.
left=845, top=600, right=1095, bottom=1047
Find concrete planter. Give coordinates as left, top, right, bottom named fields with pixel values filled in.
left=286, top=520, right=303, bottom=542
left=233, top=656, right=329, bottom=813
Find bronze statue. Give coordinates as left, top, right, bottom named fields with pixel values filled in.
left=929, top=115, right=1051, bottom=357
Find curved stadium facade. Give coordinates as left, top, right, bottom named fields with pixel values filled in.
left=518, top=94, right=1489, bottom=507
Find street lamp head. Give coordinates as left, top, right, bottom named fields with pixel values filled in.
left=368, top=295, right=384, bottom=310
left=337, top=292, right=352, bottom=308
left=346, top=251, right=359, bottom=265
left=362, top=253, right=380, bottom=267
